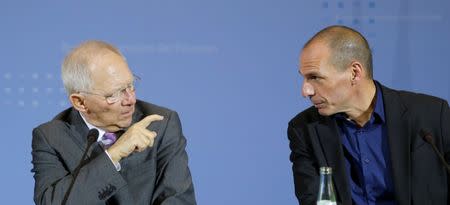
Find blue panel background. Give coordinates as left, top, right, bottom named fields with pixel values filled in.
left=0, top=0, right=449, bottom=204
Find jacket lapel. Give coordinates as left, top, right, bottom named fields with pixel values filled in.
left=53, top=108, right=90, bottom=152
left=381, top=85, right=411, bottom=205
left=68, top=109, right=90, bottom=152
left=52, top=108, right=92, bottom=170
left=315, top=117, right=352, bottom=204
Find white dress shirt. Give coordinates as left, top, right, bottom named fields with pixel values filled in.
left=79, top=112, right=121, bottom=171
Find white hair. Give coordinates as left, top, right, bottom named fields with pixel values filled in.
left=61, top=40, right=126, bottom=94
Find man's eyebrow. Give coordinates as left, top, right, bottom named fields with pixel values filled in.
left=105, top=82, right=131, bottom=96
left=301, top=71, right=320, bottom=77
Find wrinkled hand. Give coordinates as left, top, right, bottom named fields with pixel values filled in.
left=107, top=114, right=164, bottom=163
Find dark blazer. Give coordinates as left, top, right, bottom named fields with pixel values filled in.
left=32, top=100, right=196, bottom=205
left=288, top=83, right=450, bottom=205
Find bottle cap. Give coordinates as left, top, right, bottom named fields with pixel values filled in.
left=320, top=167, right=332, bottom=174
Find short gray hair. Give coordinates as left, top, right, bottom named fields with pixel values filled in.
left=61, top=40, right=125, bottom=94
left=304, top=25, right=373, bottom=79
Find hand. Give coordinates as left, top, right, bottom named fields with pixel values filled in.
left=107, top=114, right=164, bottom=163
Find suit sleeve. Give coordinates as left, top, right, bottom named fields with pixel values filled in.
left=151, top=111, right=197, bottom=205
left=288, top=122, right=319, bottom=205
left=31, top=127, right=127, bottom=205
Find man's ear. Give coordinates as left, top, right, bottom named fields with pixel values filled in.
left=349, top=61, right=364, bottom=84
left=69, top=93, right=88, bottom=112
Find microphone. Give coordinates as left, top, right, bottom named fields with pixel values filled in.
left=62, top=129, right=99, bottom=205
left=420, top=129, right=450, bottom=174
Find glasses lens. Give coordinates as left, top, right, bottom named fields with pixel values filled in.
left=106, top=96, right=119, bottom=104
left=106, top=85, right=135, bottom=104
left=104, top=75, right=139, bottom=104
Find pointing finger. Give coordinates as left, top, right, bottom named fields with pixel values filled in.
left=136, top=114, right=164, bottom=128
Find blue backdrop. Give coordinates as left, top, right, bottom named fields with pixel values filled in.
left=1, top=0, right=449, bottom=204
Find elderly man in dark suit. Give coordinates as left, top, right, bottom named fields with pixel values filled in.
left=32, top=41, right=196, bottom=205
left=288, top=25, right=450, bottom=205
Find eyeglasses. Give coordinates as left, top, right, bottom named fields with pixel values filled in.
left=80, top=75, right=140, bottom=104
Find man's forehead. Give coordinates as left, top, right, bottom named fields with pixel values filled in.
left=88, top=55, right=133, bottom=91
left=299, top=42, right=329, bottom=72
left=301, top=41, right=329, bottom=59
left=92, top=70, right=132, bottom=86
left=299, top=54, right=325, bottom=74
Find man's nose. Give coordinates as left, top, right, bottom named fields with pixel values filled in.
left=302, top=81, right=314, bottom=97
left=121, top=90, right=136, bottom=105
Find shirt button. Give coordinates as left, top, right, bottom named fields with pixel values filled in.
left=364, top=159, right=370, bottom=163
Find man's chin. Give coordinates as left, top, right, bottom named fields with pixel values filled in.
left=317, top=107, right=334, bottom=116
left=118, top=120, right=133, bottom=129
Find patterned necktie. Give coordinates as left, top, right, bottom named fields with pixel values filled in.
left=101, top=132, right=117, bottom=148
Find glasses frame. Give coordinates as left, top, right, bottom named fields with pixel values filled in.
left=79, top=74, right=140, bottom=104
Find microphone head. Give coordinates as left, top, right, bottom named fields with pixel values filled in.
left=87, top=129, right=99, bottom=143
left=420, top=129, right=434, bottom=144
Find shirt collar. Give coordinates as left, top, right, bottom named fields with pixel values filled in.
left=373, top=80, right=386, bottom=123
left=334, top=80, right=386, bottom=124
left=79, top=112, right=105, bottom=142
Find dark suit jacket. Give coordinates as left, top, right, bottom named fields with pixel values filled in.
left=32, top=100, right=196, bottom=205
left=288, top=83, right=450, bottom=205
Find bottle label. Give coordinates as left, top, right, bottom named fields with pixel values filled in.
left=317, top=200, right=337, bottom=205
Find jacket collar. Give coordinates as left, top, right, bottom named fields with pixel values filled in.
left=313, top=81, right=411, bottom=204
left=53, top=103, right=144, bottom=154
left=379, top=83, right=411, bottom=205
